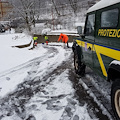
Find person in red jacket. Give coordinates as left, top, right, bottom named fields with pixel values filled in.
left=58, top=33, right=69, bottom=48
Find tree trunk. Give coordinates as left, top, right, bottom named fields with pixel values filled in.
left=51, top=0, right=60, bottom=16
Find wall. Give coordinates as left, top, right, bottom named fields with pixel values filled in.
left=34, top=35, right=79, bottom=43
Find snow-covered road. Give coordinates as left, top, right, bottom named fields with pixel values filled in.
left=0, top=43, right=114, bottom=120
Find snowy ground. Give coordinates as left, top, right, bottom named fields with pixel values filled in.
left=0, top=33, right=113, bottom=120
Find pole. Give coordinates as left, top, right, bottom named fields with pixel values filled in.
left=0, top=0, right=3, bottom=18
left=52, top=7, right=54, bottom=30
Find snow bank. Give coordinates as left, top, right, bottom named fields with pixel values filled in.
left=110, top=60, right=120, bottom=66
left=0, top=33, right=47, bottom=73
left=51, top=29, right=77, bottom=34
left=49, top=29, right=78, bottom=36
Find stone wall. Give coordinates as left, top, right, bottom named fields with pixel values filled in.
left=34, top=35, right=79, bottom=43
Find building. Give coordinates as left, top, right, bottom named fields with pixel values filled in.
left=0, top=1, right=13, bottom=20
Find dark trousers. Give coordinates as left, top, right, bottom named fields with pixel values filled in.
left=67, top=42, right=69, bottom=48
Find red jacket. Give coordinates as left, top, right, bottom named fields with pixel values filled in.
left=58, top=33, right=68, bottom=43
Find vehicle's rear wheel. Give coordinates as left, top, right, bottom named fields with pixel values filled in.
left=111, top=79, right=120, bottom=120
left=74, top=50, right=86, bottom=76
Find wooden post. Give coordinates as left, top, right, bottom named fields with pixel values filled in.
left=0, top=0, right=3, bottom=18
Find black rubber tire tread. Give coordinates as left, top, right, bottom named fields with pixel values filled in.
left=111, top=79, right=120, bottom=120
left=74, top=50, right=86, bottom=76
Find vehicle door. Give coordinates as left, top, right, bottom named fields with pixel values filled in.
left=94, top=8, right=119, bottom=77
left=82, top=13, right=95, bottom=68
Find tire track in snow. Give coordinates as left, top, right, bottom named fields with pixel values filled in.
left=0, top=46, right=114, bottom=120
left=0, top=46, right=72, bottom=120
left=0, top=45, right=58, bottom=78
left=69, top=66, right=115, bottom=120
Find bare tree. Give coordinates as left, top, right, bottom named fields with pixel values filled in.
left=51, top=0, right=60, bottom=16
left=18, top=0, right=36, bottom=31
left=67, top=0, right=78, bottom=14
left=9, top=0, right=43, bottom=32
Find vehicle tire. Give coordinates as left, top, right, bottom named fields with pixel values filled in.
left=74, top=50, right=86, bottom=76
left=111, top=79, right=120, bottom=120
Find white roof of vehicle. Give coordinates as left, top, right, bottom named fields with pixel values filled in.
left=87, top=0, right=120, bottom=13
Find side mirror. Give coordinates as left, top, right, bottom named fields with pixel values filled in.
left=77, top=26, right=82, bottom=35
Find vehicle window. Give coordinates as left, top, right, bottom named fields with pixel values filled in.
left=101, top=9, right=118, bottom=28
left=85, top=14, right=95, bottom=36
